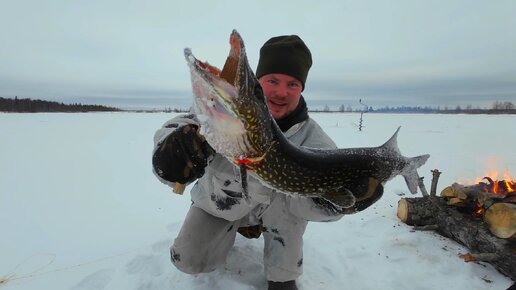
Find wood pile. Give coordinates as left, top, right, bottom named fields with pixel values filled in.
left=397, top=170, right=516, bottom=285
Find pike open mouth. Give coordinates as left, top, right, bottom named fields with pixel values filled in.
left=183, top=30, right=249, bottom=155
left=184, top=30, right=243, bottom=93
left=184, top=30, right=245, bottom=121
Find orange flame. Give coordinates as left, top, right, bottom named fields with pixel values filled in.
left=474, top=205, right=484, bottom=217
left=505, top=180, right=514, bottom=192
left=474, top=169, right=515, bottom=195
left=474, top=169, right=511, bottom=183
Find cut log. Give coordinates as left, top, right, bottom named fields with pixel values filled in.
left=397, top=197, right=436, bottom=225
left=484, top=203, right=516, bottom=240
left=397, top=196, right=516, bottom=281
left=440, top=184, right=468, bottom=199
left=440, top=183, right=491, bottom=206
left=441, top=182, right=516, bottom=203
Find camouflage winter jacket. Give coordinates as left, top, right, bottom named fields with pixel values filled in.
left=152, top=114, right=345, bottom=223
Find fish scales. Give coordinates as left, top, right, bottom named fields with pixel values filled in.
left=184, top=30, right=430, bottom=213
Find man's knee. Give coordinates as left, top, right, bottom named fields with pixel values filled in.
left=170, top=245, right=216, bottom=274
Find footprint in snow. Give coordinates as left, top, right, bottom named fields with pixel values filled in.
left=151, top=239, right=170, bottom=253
left=71, top=269, right=115, bottom=290
left=125, top=254, right=163, bottom=277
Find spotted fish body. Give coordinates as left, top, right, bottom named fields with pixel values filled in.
left=185, top=30, right=430, bottom=212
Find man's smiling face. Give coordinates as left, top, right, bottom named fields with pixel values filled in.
left=259, top=73, right=303, bottom=120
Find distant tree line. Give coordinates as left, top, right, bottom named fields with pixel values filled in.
left=163, top=107, right=191, bottom=113
left=3, top=96, right=513, bottom=114
left=310, top=101, right=516, bottom=114
left=0, top=97, right=121, bottom=112
left=127, top=107, right=191, bottom=113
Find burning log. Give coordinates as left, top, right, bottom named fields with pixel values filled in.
left=440, top=181, right=515, bottom=207
left=440, top=183, right=490, bottom=206
left=438, top=179, right=516, bottom=240
left=397, top=195, right=516, bottom=281
left=397, top=169, right=516, bottom=284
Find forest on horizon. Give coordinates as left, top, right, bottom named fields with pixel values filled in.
left=1, top=96, right=515, bottom=114
left=0, top=97, right=121, bottom=112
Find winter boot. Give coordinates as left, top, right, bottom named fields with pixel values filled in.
left=268, top=280, right=298, bottom=290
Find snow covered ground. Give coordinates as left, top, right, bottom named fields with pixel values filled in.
left=0, top=112, right=514, bottom=290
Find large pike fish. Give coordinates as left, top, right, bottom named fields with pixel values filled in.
left=184, top=30, right=430, bottom=213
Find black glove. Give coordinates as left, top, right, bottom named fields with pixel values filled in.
left=153, top=124, right=214, bottom=184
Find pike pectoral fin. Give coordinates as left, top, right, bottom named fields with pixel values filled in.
left=322, top=189, right=356, bottom=209
left=353, top=180, right=384, bottom=212
left=323, top=177, right=384, bottom=210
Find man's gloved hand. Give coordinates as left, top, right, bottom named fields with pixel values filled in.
left=153, top=124, right=215, bottom=184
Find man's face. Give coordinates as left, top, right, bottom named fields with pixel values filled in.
left=258, top=73, right=303, bottom=120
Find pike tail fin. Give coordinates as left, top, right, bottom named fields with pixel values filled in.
left=382, top=127, right=430, bottom=194
left=402, top=154, right=430, bottom=194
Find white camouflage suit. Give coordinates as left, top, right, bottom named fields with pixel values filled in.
left=152, top=114, right=345, bottom=282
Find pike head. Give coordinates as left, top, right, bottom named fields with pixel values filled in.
left=184, top=30, right=273, bottom=159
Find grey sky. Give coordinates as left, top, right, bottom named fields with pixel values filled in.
left=1, top=0, right=515, bottom=109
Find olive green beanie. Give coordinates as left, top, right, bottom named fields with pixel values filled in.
left=256, top=35, right=312, bottom=90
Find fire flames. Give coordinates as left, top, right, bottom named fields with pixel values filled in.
left=491, top=178, right=514, bottom=194
left=473, top=206, right=484, bottom=218
left=459, top=169, right=515, bottom=218
left=474, top=169, right=515, bottom=196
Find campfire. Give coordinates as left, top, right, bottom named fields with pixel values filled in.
left=441, top=172, right=516, bottom=220
left=483, top=177, right=515, bottom=196
left=416, top=170, right=516, bottom=238
left=396, top=169, right=516, bottom=285
left=470, top=170, right=515, bottom=198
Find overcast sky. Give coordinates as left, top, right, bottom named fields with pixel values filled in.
left=1, top=0, right=515, bottom=109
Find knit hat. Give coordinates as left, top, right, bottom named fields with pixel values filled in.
left=256, top=35, right=312, bottom=90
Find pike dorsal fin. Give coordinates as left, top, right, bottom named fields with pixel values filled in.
left=380, top=126, right=401, bottom=153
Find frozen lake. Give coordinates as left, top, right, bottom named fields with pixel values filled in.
left=0, top=112, right=514, bottom=290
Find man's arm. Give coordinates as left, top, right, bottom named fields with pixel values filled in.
left=152, top=114, right=213, bottom=187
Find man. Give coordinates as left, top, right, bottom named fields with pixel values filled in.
left=152, top=35, right=345, bottom=290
